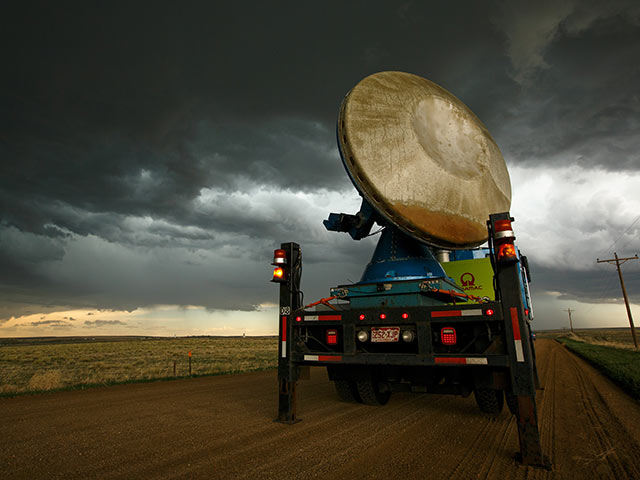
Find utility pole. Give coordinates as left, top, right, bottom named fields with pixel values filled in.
left=597, top=252, right=639, bottom=350
left=564, top=308, right=574, bottom=333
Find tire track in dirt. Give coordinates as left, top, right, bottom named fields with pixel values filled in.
left=446, top=339, right=558, bottom=480
left=526, top=340, right=557, bottom=480
left=237, top=394, right=449, bottom=480
left=2, top=338, right=640, bottom=479
left=562, top=345, right=640, bottom=479
left=446, top=414, right=516, bottom=480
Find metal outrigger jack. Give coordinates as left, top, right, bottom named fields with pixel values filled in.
left=490, top=213, right=550, bottom=468
left=272, top=242, right=302, bottom=424
left=277, top=376, right=298, bottom=424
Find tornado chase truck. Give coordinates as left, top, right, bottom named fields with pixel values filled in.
left=271, top=72, right=547, bottom=467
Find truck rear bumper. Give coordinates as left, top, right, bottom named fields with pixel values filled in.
left=293, top=352, right=510, bottom=367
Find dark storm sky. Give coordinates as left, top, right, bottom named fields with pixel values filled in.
left=1, top=1, right=640, bottom=326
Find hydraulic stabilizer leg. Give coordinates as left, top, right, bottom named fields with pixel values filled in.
left=277, top=375, right=298, bottom=423
left=273, top=242, right=302, bottom=424
left=276, top=310, right=299, bottom=423
left=515, top=395, right=549, bottom=467
left=489, top=213, right=550, bottom=468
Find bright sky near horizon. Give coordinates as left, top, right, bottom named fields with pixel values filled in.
left=2, top=1, right=640, bottom=337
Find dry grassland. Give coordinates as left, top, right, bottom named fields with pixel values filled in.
left=539, top=327, right=637, bottom=350
left=0, top=336, right=277, bottom=395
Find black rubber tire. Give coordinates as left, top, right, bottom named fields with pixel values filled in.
left=474, top=388, right=504, bottom=415
left=505, top=391, right=518, bottom=416
left=356, top=378, right=391, bottom=406
left=334, top=380, right=362, bottom=403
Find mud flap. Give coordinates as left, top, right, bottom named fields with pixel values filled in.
left=515, top=395, right=551, bottom=469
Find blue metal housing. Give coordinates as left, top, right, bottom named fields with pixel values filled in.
left=325, top=226, right=467, bottom=309
left=360, top=227, right=447, bottom=283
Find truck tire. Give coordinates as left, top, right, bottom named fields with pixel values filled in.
left=334, top=380, right=362, bottom=403
left=505, top=391, right=518, bottom=416
left=474, top=388, right=504, bottom=414
left=356, top=378, right=391, bottom=406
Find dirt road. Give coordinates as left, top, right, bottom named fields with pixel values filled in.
left=2, top=338, right=640, bottom=479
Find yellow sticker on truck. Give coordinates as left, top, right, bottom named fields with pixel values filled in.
left=442, top=257, right=495, bottom=302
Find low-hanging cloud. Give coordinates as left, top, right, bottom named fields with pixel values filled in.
left=84, top=320, right=127, bottom=327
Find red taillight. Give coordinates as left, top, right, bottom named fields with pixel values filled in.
left=525, top=309, right=530, bottom=316
left=380, top=313, right=386, bottom=320
left=485, top=308, right=494, bottom=316
left=326, top=329, right=338, bottom=345
left=441, top=327, right=457, bottom=345
left=272, top=249, right=287, bottom=265
left=271, top=266, right=285, bottom=282
left=401, top=312, right=409, bottom=319
left=497, top=243, right=517, bottom=261
left=295, top=316, right=302, bottom=322
left=359, top=314, right=365, bottom=321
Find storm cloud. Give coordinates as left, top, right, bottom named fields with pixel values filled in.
left=1, top=1, right=639, bottom=326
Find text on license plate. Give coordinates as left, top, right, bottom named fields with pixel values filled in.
left=371, top=327, right=400, bottom=343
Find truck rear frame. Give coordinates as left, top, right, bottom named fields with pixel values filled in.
left=273, top=212, right=548, bottom=467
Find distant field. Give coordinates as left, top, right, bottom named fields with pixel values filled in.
left=538, top=327, right=638, bottom=350
left=0, top=336, right=277, bottom=395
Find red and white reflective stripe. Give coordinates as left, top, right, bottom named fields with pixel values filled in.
left=281, top=316, right=287, bottom=358
left=431, top=309, right=482, bottom=318
left=434, top=357, right=488, bottom=365
left=304, top=314, right=342, bottom=321
left=510, top=307, right=524, bottom=362
left=303, top=355, right=342, bottom=362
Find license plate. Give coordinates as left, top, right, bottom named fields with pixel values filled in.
left=371, top=327, right=400, bottom=343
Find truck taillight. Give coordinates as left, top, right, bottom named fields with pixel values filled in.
left=485, top=308, right=494, bottom=316
left=326, top=329, right=338, bottom=345
left=441, top=327, right=457, bottom=345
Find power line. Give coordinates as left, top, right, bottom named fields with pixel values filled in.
left=597, top=253, right=639, bottom=350
left=618, top=232, right=640, bottom=253
left=583, top=214, right=640, bottom=320
left=607, top=213, right=640, bottom=253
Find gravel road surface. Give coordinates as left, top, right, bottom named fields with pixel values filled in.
left=2, top=338, right=640, bottom=479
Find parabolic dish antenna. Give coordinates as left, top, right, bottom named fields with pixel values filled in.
left=337, top=71, right=511, bottom=249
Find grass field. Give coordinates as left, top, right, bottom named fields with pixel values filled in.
left=555, top=337, right=640, bottom=400
left=538, top=327, right=638, bottom=350
left=0, top=336, right=277, bottom=396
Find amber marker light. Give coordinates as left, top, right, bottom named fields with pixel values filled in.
left=271, top=266, right=285, bottom=282
left=497, top=243, right=517, bottom=262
